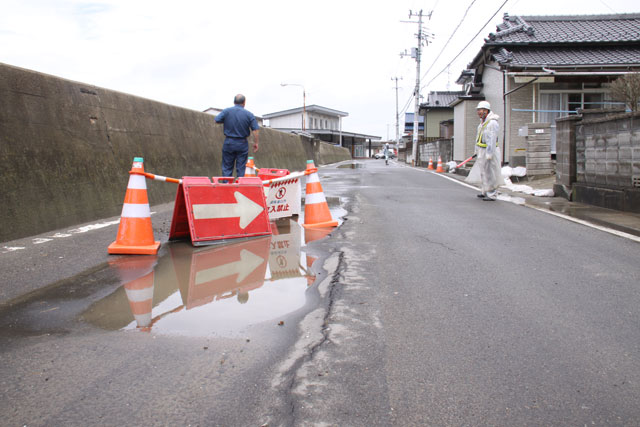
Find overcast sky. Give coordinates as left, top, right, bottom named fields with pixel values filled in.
left=2, top=0, right=638, bottom=139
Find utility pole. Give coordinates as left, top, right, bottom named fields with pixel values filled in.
left=391, top=77, right=402, bottom=154
left=401, top=10, right=431, bottom=166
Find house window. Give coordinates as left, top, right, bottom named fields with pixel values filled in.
left=584, top=93, right=604, bottom=110
left=568, top=93, right=582, bottom=112
left=566, top=92, right=607, bottom=112
left=538, top=83, right=612, bottom=154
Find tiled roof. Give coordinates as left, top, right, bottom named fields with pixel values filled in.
left=423, top=91, right=465, bottom=107
left=493, top=46, right=640, bottom=66
left=487, top=13, right=640, bottom=44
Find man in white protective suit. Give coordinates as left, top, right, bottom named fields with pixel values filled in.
left=465, top=101, right=502, bottom=201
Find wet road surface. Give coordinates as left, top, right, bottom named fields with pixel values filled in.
left=2, top=159, right=640, bottom=425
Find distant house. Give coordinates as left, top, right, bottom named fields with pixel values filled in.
left=453, top=13, right=640, bottom=166
left=203, top=107, right=264, bottom=126
left=403, top=112, right=424, bottom=137
left=411, top=91, right=464, bottom=165
left=263, top=104, right=380, bottom=158
left=419, top=91, right=464, bottom=140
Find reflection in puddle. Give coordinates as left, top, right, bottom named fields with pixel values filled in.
left=81, top=218, right=336, bottom=337
left=497, top=194, right=525, bottom=205
left=337, top=163, right=365, bottom=169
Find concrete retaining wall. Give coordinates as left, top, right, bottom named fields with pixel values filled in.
left=0, top=63, right=350, bottom=242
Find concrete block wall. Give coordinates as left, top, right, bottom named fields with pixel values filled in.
left=577, top=111, right=639, bottom=189
left=0, top=63, right=350, bottom=242
left=556, top=108, right=640, bottom=212
left=418, top=139, right=453, bottom=166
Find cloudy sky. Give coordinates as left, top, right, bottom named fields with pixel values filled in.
left=2, top=0, right=638, bottom=139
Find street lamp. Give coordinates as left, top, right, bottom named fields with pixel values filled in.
left=280, top=83, right=306, bottom=131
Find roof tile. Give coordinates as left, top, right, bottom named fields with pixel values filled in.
left=494, top=46, right=640, bottom=66
left=488, top=13, right=640, bottom=44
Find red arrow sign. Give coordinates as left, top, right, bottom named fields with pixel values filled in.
left=170, top=177, right=272, bottom=245
left=193, top=191, right=264, bottom=229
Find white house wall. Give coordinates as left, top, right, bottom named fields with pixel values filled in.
left=453, top=102, right=479, bottom=162
left=269, top=114, right=305, bottom=129
left=481, top=65, right=507, bottom=160
left=268, top=112, right=341, bottom=131
left=453, top=104, right=464, bottom=161
left=308, top=113, right=339, bottom=130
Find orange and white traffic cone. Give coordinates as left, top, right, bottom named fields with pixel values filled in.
left=244, top=157, right=257, bottom=177
left=302, top=160, right=338, bottom=229
left=435, top=156, right=444, bottom=173
left=108, top=157, right=161, bottom=255
left=427, top=158, right=434, bottom=170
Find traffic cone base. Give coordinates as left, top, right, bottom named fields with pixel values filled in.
left=108, top=216, right=160, bottom=253
left=108, top=241, right=161, bottom=255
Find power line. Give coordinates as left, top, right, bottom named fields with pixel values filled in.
left=598, top=0, right=617, bottom=13
left=420, top=0, right=477, bottom=83
left=400, top=93, right=414, bottom=115
left=421, top=0, right=510, bottom=91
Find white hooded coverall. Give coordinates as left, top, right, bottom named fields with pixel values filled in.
left=466, top=111, right=502, bottom=199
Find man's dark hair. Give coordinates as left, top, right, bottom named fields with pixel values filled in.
left=234, top=94, right=246, bottom=105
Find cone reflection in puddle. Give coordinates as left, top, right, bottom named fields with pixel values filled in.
left=88, top=218, right=332, bottom=337
left=108, top=256, right=158, bottom=331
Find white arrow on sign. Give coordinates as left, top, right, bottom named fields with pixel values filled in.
left=195, top=249, right=265, bottom=285
left=192, top=191, right=264, bottom=229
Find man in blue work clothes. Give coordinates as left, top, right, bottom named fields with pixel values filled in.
left=215, top=94, right=260, bottom=177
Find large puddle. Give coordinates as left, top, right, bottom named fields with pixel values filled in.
left=83, top=208, right=345, bottom=337
left=0, top=207, right=346, bottom=339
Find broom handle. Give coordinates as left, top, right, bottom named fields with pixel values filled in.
left=456, top=154, right=477, bottom=168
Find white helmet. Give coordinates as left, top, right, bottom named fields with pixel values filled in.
left=476, top=101, right=491, bottom=110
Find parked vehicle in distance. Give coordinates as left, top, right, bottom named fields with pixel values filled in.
left=373, top=150, right=396, bottom=159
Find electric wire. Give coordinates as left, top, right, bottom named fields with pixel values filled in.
left=400, top=93, right=414, bottom=115
left=420, top=0, right=477, bottom=83
left=421, top=0, right=510, bottom=91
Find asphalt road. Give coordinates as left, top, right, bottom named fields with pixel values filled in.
left=1, top=159, right=640, bottom=426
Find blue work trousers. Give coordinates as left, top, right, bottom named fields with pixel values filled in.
left=221, top=139, right=249, bottom=177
